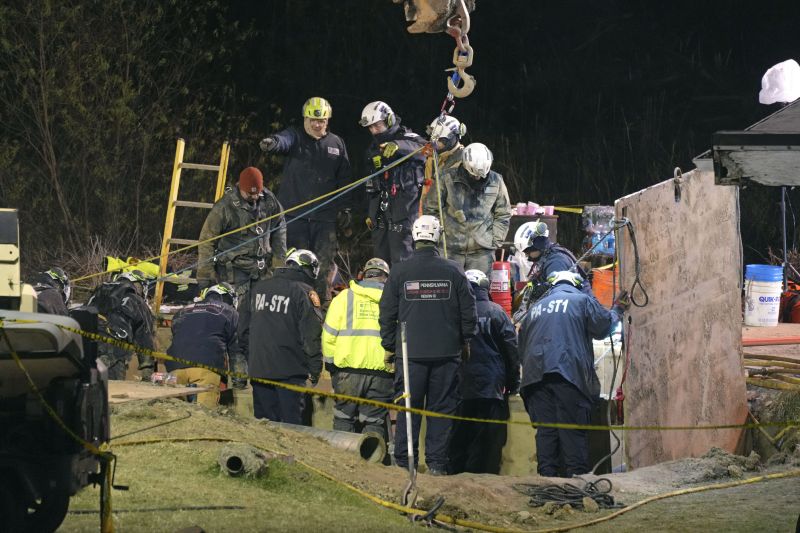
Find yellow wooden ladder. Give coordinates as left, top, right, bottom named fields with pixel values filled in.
left=153, top=138, right=231, bottom=314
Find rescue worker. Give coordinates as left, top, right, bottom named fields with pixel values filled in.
left=31, top=267, right=70, bottom=315
left=197, top=167, right=287, bottom=387
left=518, top=271, right=627, bottom=477
left=513, top=221, right=591, bottom=324
left=379, top=215, right=477, bottom=475
left=322, top=258, right=393, bottom=439
left=260, top=97, right=352, bottom=305
left=419, top=115, right=466, bottom=216
left=450, top=269, right=520, bottom=475
left=249, top=249, right=323, bottom=423
left=361, top=101, right=426, bottom=265
left=165, top=283, right=238, bottom=408
left=88, top=270, right=155, bottom=380
left=422, top=142, right=511, bottom=275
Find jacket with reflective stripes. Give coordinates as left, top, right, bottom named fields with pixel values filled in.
left=322, top=280, right=392, bottom=374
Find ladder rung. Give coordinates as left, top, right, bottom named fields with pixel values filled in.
left=170, top=238, right=199, bottom=246
left=174, top=200, right=214, bottom=209
left=180, top=162, right=220, bottom=171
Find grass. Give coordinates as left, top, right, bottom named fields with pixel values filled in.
left=61, top=440, right=418, bottom=532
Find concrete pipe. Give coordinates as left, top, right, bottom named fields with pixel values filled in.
left=218, top=443, right=269, bottom=478
left=271, top=422, right=386, bottom=463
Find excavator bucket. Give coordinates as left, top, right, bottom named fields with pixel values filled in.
left=393, top=0, right=476, bottom=34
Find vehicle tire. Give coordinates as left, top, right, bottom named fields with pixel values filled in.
left=0, top=481, right=25, bottom=533
left=24, top=488, right=70, bottom=533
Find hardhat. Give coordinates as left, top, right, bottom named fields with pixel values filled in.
left=115, top=269, right=149, bottom=284
left=522, top=221, right=551, bottom=253
left=546, top=270, right=583, bottom=288
left=359, top=101, right=395, bottom=128
left=464, top=269, right=489, bottom=288
left=411, top=215, right=441, bottom=243
left=462, top=142, right=493, bottom=178
left=427, top=115, right=466, bottom=142
left=45, top=267, right=71, bottom=304
left=201, top=282, right=237, bottom=307
left=302, top=97, right=332, bottom=119
left=363, top=257, right=390, bottom=277
left=286, top=248, right=321, bottom=279
left=516, top=220, right=549, bottom=252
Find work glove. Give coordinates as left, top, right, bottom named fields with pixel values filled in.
left=337, top=209, right=353, bottom=237
left=365, top=217, right=375, bottom=231
left=453, top=209, right=467, bottom=223
left=384, top=350, right=396, bottom=373
left=380, top=142, right=399, bottom=159
left=309, top=374, right=320, bottom=387
left=259, top=136, right=277, bottom=153
left=612, top=290, right=631, bottom=315
left=461, top=342, right=471, bottom=362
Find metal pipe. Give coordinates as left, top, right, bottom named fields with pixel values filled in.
left=401, top=322, right=417, bottom=505
left=270, top=422, right=386, bottom=463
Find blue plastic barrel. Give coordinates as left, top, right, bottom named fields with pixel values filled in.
left=745, top=264, right=783, bottom=282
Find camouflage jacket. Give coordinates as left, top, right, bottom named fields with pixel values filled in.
left=422, top=165, right=511, bottom=253
left=197, top=187, right=287, bottom=282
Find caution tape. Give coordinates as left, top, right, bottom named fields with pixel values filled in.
left=3, top=316, right=798, bottom=433
left=71, top=146, right=425, bottom=284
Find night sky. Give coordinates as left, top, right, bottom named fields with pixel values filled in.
left=225, top=1, right=797, bottom=257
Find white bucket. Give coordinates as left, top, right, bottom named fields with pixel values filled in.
left=744, top=279, right=782, bottom=327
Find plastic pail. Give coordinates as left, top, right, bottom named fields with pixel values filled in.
left=489, top=261, right=512, bottom=317
left=744, top=264, right=783, bottom=327
left=592, top=267, right=616, bottom=309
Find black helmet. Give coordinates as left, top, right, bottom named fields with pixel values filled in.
left=201, top=282, right=237, bottom=307
left=115, top=269, right=152, bottom=298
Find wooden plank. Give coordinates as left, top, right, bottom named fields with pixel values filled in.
left=616, top=168, right=747, bottom=469
left=108, top=380, right=211, bottom=404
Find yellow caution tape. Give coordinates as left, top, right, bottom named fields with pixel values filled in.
left=554, top=206, right=584, bottom=214
left=3, top=316, right=797, bottom=433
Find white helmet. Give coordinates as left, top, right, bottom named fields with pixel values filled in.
left=465, top=269, right=489, bottom=288
left=286, top=248, right=321, bottom=279
left=427, top=115, right=466, bottom=143
left=514, top=220, right=549, bottom=252
left=359, top=101, right=395, bottom=128
left=411, top=215, right=441, bottom=243
left=546, top=270, right=583, bottom=288
left=462, top=142, right=493, bottom=178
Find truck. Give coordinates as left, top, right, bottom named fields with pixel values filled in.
left=0, top=208, right=111, bottom=532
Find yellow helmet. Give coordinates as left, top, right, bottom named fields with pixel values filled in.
left=302, top=97, right=332, bottom=119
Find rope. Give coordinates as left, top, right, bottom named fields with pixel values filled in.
left=432, top=148, right=448, bottom=258
left=3, top=316, right=799, bottom=433
left=71, top=147, right=424, bottom=284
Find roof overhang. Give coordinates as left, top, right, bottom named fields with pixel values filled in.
left=712, top=99, right=800, bottom=186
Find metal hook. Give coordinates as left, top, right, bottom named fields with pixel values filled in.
left=446, top=67, right=476, bottom=98
left=445, top=0, right=470, bottom=52
left=451, top=43, right=473, bottom=69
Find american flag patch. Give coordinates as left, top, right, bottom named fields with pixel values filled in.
left=327, top=146, right=340, bottom=156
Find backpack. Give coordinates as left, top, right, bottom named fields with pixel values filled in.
left=88, top=282, right=137, bottom=340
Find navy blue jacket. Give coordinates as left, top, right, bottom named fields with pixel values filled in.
left=272, top=126, right=351, bottom=222
left=364, top=118, right=426, bottom=224
left=166, top=297, right=238, bottom=372
left=379, top=245, right=477, bottom=360
left=249, top=267, right=323, bottom=380
left=518, top=283, right=619, bottom=400
left=462, top=286, right=520, bottom=400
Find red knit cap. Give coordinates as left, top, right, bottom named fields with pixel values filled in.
left=238, top=167, right=264, bottom=194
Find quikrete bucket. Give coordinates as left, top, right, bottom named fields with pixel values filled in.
left=744, top=264, right=783, bottom=327
left=490, top=261, right=512, bottom=317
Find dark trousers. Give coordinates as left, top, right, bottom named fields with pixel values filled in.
left=332, top=371, right=393, bottom=438
left=522, top=373, right=592, bottom=477
left=394, top=358, right=460, bottom=471
left=371, top=217, right=413, bottom=266
left=216, top=267, right=262, bottom=364
left=287, top=218, right=337, bottom=303
left=449, top=398, right=509, bottom=474
left=252, top=377, right=306, bottom=424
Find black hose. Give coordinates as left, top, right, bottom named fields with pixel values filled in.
left=513, top=478, right=625, bottom=509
